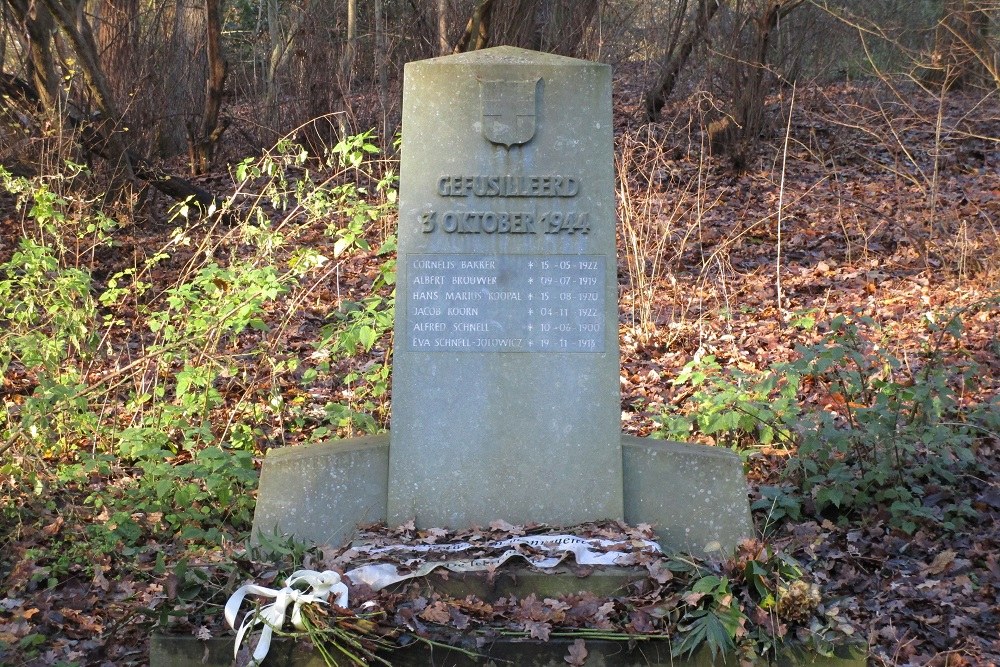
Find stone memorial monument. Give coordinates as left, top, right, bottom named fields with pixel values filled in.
left=389, top=46, right=621, bottom=528
left=252, top=46, right=753, bottom=556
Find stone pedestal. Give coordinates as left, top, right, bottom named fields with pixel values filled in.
left=251, top=45, right=752, bottom=558
left=622, top=436, right=754, bottom=555
left=168, top=46, right=833, bottom=667
left=252, top=435, right=752, bottom=557
left=251, top=434, right=388, bottom=547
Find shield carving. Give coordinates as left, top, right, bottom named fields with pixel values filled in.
left=480, top=78, right=539, bottom=147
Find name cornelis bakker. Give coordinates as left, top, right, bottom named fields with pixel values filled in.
left=409, top=269, right=601, bottom=349
left=407, top=173, right=601, bottom=350
left=419, top=174, right=590, bottom=235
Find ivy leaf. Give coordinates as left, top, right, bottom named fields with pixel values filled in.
left=691, top=575, right=726, bottom=594
left=816, top=486, right=846, bottom=509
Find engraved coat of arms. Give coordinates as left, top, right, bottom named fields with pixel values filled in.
left=480, top=78, right=540, bottom=147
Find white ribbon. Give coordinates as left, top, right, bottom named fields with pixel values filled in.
left=224, top=570, right=349, bottom=666
left=223, top=535, right=658, bottom=664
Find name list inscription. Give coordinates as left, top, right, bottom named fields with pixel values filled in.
left=406, top=254, right=606, bottom=353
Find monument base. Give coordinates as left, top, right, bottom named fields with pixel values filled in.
left=252, top=434, right=753, bottom=556
left=384, top=563, right=648, bottom=601
left=151, top=632, right=866, bottom=667
left=181, top=461, right=855, bottom=667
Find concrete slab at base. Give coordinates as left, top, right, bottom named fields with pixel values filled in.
left=151, top=634, right=866, bottom=667
left=251, top=435, right=752, bottom=558
left=389, top=565, right=646, bottom=601
left=250, top=434, right=388, bottom=546
left=623, top=436, right=753, bottom=556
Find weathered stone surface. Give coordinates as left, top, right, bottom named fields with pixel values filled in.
left=251, top=434, right=388, bottom=546
left=389, top=46, right=622, bottom=529
left=386, top=565, right=646, bottom=602
left=151, top=633, right=866, bottom=667
left=150, top=633, right=327, bottom=667
left=252, top=434, right=753, bottom=554
left=622, top=436, right=753, bottom=556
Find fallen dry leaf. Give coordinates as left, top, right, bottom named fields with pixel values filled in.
left=523, top=619, right=551, bottom=641
left=41, top=516, right=64, bottom=537
left=418, top=600, right=451, bottom=625
left=565, top=638, right=588, bottom=666
left=921, top=549, right=957, bottom=576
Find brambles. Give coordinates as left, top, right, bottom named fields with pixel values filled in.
left=658, top=306, right=997, bottom=534
left=0, top=131, right=397, bottom=570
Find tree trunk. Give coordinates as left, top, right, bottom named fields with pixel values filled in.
left=535, top=0, right=600, bottom=55
left=0, top=3, right=6, bottom=64
left=933, top=0, right=996, bottom=89
left=375, top=0, right=390, bottom=134
left=93, top=0, right=139, bottom=103
left=187, top=0, right=228, bottom=175
left=3, top=2, right=226, bottom=213
left=437, top=0, right=448, bottom=55
left=454, top=0, right=495, bottom=52
left=717, top=0, right=804, bottom=168
left=1, top=70, right=226, bottom=217
left=454, top=0, right=598, bottom=56
left=335, top=0, right=357, bottom=139
left=340, top=0, right=357, bottom=89
left=264, top=0, right=282, bottom=119
left=260, top=0, right=311, bottom=139
left=158, top=0, right=208, bottom=155
left=6, top=0, right=60, bottom=110
left=644, top=0, right=720, bottom=122
left=38, top=0, right=135, bottom=179
left=739, top=1, right=804, bottom=130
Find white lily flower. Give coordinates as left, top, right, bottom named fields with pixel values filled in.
left=286, top=569, right=349, bottom=608
left=224, top=570, right=349, bottom=665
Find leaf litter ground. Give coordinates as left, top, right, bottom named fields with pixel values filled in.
left=1, top=75, right=999, bottom=665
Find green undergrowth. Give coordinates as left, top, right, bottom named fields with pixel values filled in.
left=656, top=305, right=999, bottom=534
left=1, top=125, right=995, bottom=664
left=0, top=131, right=397, bottom=580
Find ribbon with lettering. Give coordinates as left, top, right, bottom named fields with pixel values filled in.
left=224, top=569, right=348, bottom=666
left=344, top=534, right=661, bottom=591
left=225, top=536, right=658, bottom=662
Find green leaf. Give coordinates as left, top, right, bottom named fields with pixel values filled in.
left=691, top=575, right=726, bottom=595
left=333, top=237, right=351, bottom=258
left=816, top=486, right=846, bottom=509
left=358, top=325, right=377, bottom=351
left=672, top=609, right=736, bottom=660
